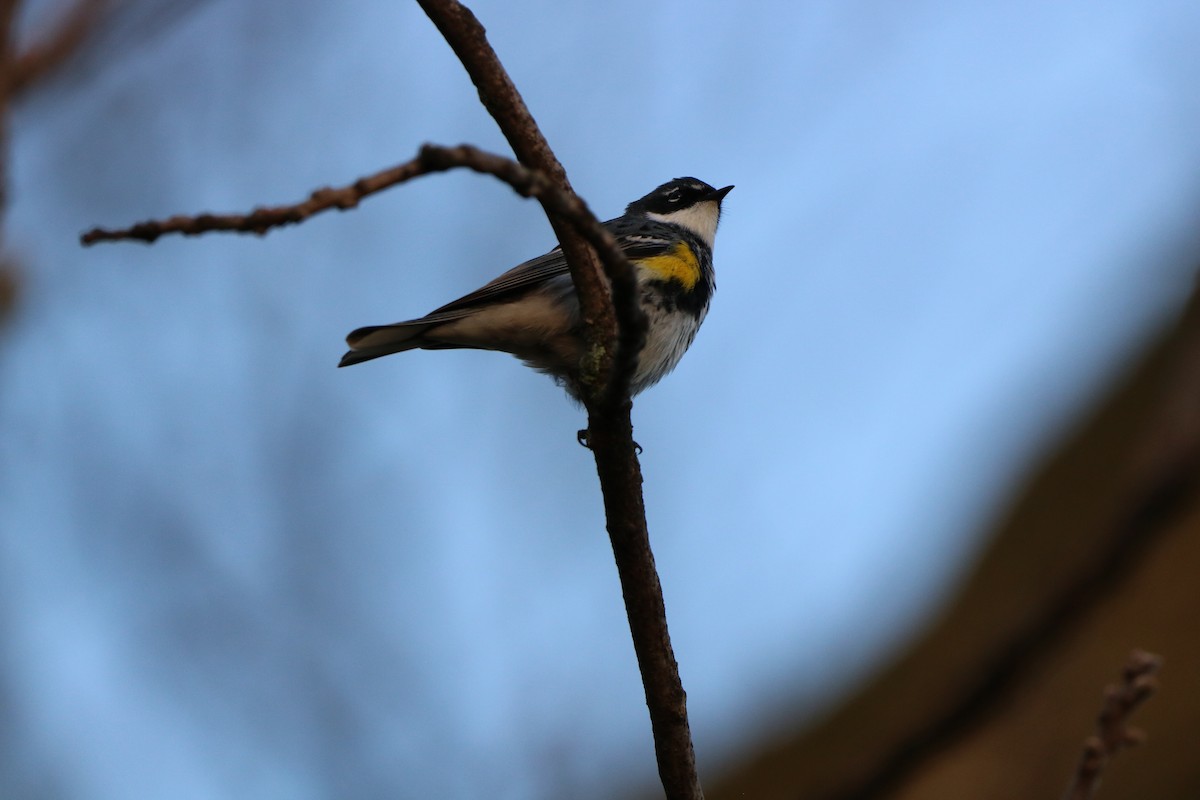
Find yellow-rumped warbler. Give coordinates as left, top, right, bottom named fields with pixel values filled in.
left=339, top=178, right=733, bottom=400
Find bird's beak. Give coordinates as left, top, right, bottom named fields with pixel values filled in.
left=708, top=185, right=734, bottom=203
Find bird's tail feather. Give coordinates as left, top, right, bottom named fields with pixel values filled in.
left=338, top=322, right=433, bottom=368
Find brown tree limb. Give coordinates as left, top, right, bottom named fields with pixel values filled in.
left=414, top=0, right=629, bottom=403
left=1061, top=650, right=1160, bottom=800
left=411, top=6, right=697, bottom=797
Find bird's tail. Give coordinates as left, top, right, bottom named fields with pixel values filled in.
left=338, top=322, right=436, bottom=367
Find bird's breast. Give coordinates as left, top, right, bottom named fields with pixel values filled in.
left=636, top=242, right=701, bottom=290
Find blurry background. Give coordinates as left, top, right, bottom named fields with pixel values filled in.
left=2, top=1, right=1199, bottom=798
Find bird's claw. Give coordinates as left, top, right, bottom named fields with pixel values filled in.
left=576, top=428, right=642, bottom=455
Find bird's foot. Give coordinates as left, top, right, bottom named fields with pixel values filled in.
left=576, top=428, right=642, bottom=455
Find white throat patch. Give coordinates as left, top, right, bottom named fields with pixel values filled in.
left=646, top=201, right=721, bottom=249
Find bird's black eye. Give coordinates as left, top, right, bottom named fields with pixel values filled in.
left=665, top=187, right=682, bottom=203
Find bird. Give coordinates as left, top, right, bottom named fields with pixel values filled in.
left=339, top=177, right=733, bottom=401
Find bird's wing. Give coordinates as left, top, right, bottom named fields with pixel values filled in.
left=425, top=248, right=572, bottom=317
left=422, top=217, right=679, bottom=319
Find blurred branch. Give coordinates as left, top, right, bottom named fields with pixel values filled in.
left=0, top=2, right=18, bottom=88
left=0, top=0, right=21, bottom=315
left=1, top=0, right=109, bottom=328
left=16, top=0, right=213, bottom=99
left=9, top=0, right=106, bottom=98
left=80, top=1, right=701, bottom=796
left=824, top=287, right=1200, bottom=800
left=1061, top=650, right=1160, bottom=800
left=0, top=254, right=15, bottom=324
left=0, top=0, right=15, bottom=172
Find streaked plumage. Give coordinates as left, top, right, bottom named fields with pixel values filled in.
left=340, top=178, right=732, bottom=400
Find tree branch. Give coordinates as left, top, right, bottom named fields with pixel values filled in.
left=1061, top=650, right=1160, bottom=800
left=79, top=3, right=703, bottom=794
left=416, top=0, right=607, bottom=394
left=412, top=6, right=698, bottom=797
left=82, top=144, right=568, bottom=244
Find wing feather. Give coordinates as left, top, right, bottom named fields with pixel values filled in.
left=424, top=215, right=679, bottom=315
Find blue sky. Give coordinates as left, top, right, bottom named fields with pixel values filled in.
left=3, top=1, right=1200, bottom=797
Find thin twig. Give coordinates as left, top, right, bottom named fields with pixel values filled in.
left=81, top=156, right=428, bottom=244
left=1061, top=650, right=1160, bottom=800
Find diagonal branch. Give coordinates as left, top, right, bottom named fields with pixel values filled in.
left=414, top=0, right=644, bottom=406
left=9, top=0, right=106, bottom=98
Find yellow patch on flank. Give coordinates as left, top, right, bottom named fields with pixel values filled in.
left=637, top=242, right=700, bottom=289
